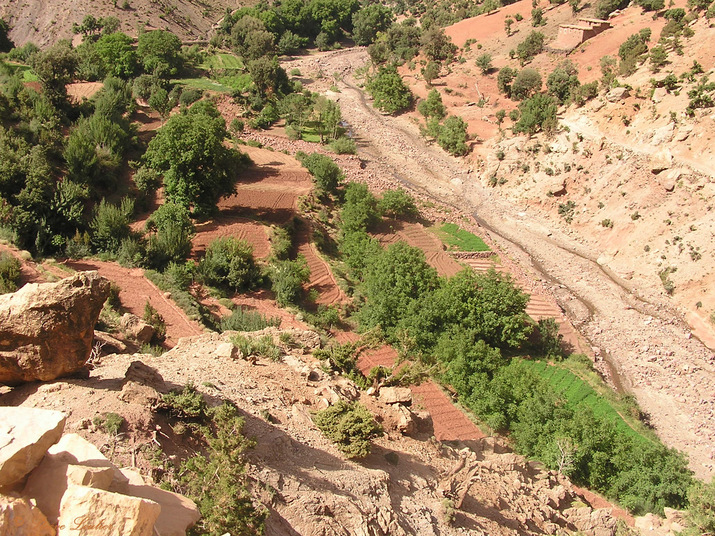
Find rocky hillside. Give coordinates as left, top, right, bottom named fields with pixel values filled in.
left=0, top=0, right=242, bottom=47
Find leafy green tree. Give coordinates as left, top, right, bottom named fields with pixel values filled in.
left=366, top=65, right=413, bottom=114
left=0, top=18, right=14, bottom=53
left=421, top=61, right=441, bottom=87
left=476, top=53, right=493, bottom=74
left=600, top=55, right=617, bottom=88
left=248, top=56, right=289, bottom=97
left=531, top=7, right=545, bottom=26
left=137, top=30, right=182, bottom=77
left=378, top=188, right=418, bottom=219
left=90, top=197, right=134, bottom=253
left=511, top=68, right=542, bottom=101
left=94, top=32, right=137, bottom=79
left=340, top=182, right=381, bottom=233
left=142, top=101, right=247, bottom=217
left=315, top=96, right=341, bottom=142
left=358, top=241, right=439, bottom=335
left=497, top=66, right=518, bottom=97
left=417, top=89, right=446, bottom=120
left=231, top=16, right=276, bottom=60
left=199, top=237, right=261, bottom=292
left=420, top=26, right=457, bottom=62
left=649, top=46, right=668, bottom=72
left=146, top=202, right=194, bottom=269
left=269, top=256, right=310, bottom=306
left=313, top=400, right=382, bottom=458
left=516, top=31, right=545, bottom=63
left=338, top=230, right=382, bottom=279
left=299, top=152, right=344, bottom=194
left=30, top=41, right=78, bottom=110
left=547, top=60, right=580, bottom=103
left=683, top=479, right=715, bottom=535
left=513, top=94, right=558, bottom=135
left=438, top=115, right=469, bottom=156
left=352, top=4, right=394, bottom=46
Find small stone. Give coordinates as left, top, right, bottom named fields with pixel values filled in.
left=379, top=387, right=412, bottom=405
left=0, top=494, right=54, bottom=536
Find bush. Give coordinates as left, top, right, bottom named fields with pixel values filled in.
left=511, top=68, right=542, bottom=101
left=315, top=342, right=368, bottom=388
left=145, top=202, right=194, bottom=270
left=497, top=67, right=518, bottom=97
left=161, top=382, right=207, bottom=420
left=340, top=183, right=381, bottom=233
left=178, top=88, right=203, bottom=107
left=92, top=412, right=124, bottom=435
left=683, top=480, right=715, bottom=536
left=220, top=308, right=280, bottom=332
left=330, top=137, right=357, bottom=155
left=199, top=237, right=261, bottom=292
left=438, top=115, right=469, bottom=156
left=231, top=333, right=281, bottom=361
left=0, top=253, right=21, bottom=294
left=516, top=32, right=545, bottom=63
left=269, top=224, right=293, bottom=261
left=298, top=152, right=344, bottom=194
left=269, top=256, right=310, bottom=306
left=547, top=60, right=580, bottom=103
left=378, top=189, right=418, bottom=219
left=476, top=53, right=493, bottom=74
left=90, top=197, right=134, bottom=253
left=513, top=94, right=558, bottom=135
left=312, top=400, right=382, bottom=458
left=366, top=65, right=413, bottom=114
left=143, top=301, right=166, bottom=343
left=417, top=89, right=446, bottom=120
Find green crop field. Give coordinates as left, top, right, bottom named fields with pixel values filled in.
left=172, top=77, right=235, bottom=93
left=524, top=359, right=656, bottom=443
left=431, top=223, right=490, bottom=251
left=199, top=53, right=244, bottom=71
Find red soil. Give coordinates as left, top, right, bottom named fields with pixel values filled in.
left=66, top=82, right=104, bottom=102
left=231, top=289, right=311, bottom=331
left=192, top=218, right=271, bottom=259
left=445, top=0, right=535, bottom=48
left=64, top=259, right=204, bottom=347
left=0, top=244, right=45, bottom=286
left=296, top=226, right=348, bottom=307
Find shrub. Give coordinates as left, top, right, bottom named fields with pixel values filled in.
left=161, top=382, right=207, bottom=420
left=547, top=60, right=580, bottom=103
left=143, top=301, right=167, bottom=343
left=378, top=189, right=418, bottom=219
left=199, top=237, right=261, bottom=292
left=438, top=115, right=469, bottom=156
left=330, top=137, right=357, bottom=155
left=178, top=88, right=202, bottom=107
left=0, top=253, right=21, bottom=294
left=90, top=197, right=134, bottom=253
left=231, top=333, right=281, bottom=361
left=475, top=53, right=493, bottom=74
left=511, top=68, right=542, bottom=100
left=513, top=94, right=558, bottom=135
left=269, top=256, right=310, bottom=306
left=179, top=402, right=266, bottom=535
left=417, top=89, right=446, bottom=119
left=313, top=400, right=382, bottom=458
left=93, top=412, right=124, bottom=435
left=298, top=152, right=344, bottom=194
left=220, top=308, right=280, bottom=332
left=516, top=31, right=545, bottom=63
left=305, top=304, right=341, bottom=330
left=497, top=67, right=518, bottom=97
left=269, top=224, right=293, bottom=261
left=366, top=65, right=413, bottom=114
left=145, top=202, right=194, bottom=270
left=315, top=342, right=368, bottom=388
left=683, top=480, right=715, bottom=536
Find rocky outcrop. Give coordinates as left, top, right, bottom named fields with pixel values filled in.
left=120, top=314, right=155, bottom=345
left=0, top=494, right=54, bottom=536
left=0, top=407, right=66, bottom=487
left=0, top=272, right=110, bottom=385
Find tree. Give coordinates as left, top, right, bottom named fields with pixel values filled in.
left=438, top=115, right=469, bottom=156
left=231, top=16, right=275, bottom=60
left=476, top=53, right=493, bottom=74
left=30, top=41, right=78, bottom=110
left=90, top=197, right=134, bottom=253
left=269, top=256, right=310, bottom=306
left=94, top=32, right=137, bottom=79
left=420, top=26, right=457, bottom=62
left=600, top=55, right=617, bottom=88
left=352, top=4, right=394, bottom=46
left=199, top=237, right=261, bottom=292
left=315, top=96, right=341, bottom=142
left=417, top=89, right=446, bottom=120
left=497, top=66, right=518, bottom=97
left=146, top=202, right=194, bottom=269
left=0, top=18, right=13, bottom=53
left=340, top=182, right=381, bottom=233
left=513, top=94, right=558, bottom=135
left=649, top=46, right=668, bottom=72
left=299, top=152, right=344, bottom=194
left=366, top=65, right=413, bottom=114
left=516, top=31, right=545, bottom=63
left=378, top=189, right=418, bottom=219
left=547, top=60, right=580, bottom=103
left=248, top=56, right=289, bottom=97
left=511, top=68, right=542, bottom=100
left=531, top=7, right=545, bottom=26
left=142, top=101, right=248, bottom=218
left=137, top=30, right=182, bottom=77
left=421, top=61, right=441, bottom=87
left=358, top=241, right=439, bottom=335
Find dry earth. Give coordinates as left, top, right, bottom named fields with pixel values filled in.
left=280, top=47, right=715, bottom=480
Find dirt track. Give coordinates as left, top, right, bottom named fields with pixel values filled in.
left=288, top=48, right=715, bottom=479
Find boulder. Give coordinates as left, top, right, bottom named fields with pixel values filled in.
left=0, top=494, right=54, bottom=536
left=120, top=361, right=166, bottom=405
left=379, top=387, right=412, bottom=405
left=93, top=330, right=127, bottom=354
left=395, top=405, right=416, bottom=435
left=120, top=314, right=155, bottom=344
left=213, top=342, right=238, bottom=360
left=24, top=433, right=128, bottom=524
left=57, top=485, right=161, bottom=536
left=606, top=87, right=629, bottom=102
left=0, top=271, right=110, bottom=384
left=0, top=407, right=66, bottom=487
left=125, top=477, right=201, bottom=536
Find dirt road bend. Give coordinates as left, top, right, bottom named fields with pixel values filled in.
left=287, top=48, right=715, bottom=478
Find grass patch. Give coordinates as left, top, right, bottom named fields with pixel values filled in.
left=431, top=223, right=490, bottom=252
left=523, top=356, right=657, bottom=443
left=199, top=53, right=245, bottom=71
left=171, top=77, right=234, bottom=93
left=215, top=73, right=253, bottom=92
